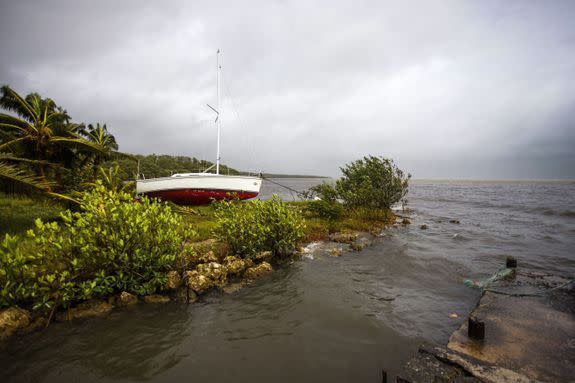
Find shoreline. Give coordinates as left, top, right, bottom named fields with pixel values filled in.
left=0, top=204, right=400, bottom=343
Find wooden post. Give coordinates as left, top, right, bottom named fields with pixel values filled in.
left=506, top=256, right=517, bottom=268
left=468, top=316, right=485, bottom=340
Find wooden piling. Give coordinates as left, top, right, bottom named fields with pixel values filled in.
left=506, top=256, right=517, bottom=268
left=468, top=316, right=485, bottom=340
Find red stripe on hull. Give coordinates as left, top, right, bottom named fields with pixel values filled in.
left=144, top=189, right=259, bottom=205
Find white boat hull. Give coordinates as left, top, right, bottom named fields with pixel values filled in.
left=136, top=174, right=262, bottom=205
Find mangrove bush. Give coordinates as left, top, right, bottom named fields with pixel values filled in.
left=310, top=155, right=410, bottom=210
left=337, top=156, right=410, bottom=209
left=0, top=184, right=193, bottom=312
left=213, top=195, right=305, bottom=257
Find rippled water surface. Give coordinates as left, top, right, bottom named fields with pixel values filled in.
left=2, top=179, right=574, bottom=382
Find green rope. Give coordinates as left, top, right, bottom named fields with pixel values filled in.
left=464, top=268, right=514, bottom=289
left=465, top=268, right=574, bottom=297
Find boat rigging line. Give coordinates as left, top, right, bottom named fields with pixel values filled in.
left=259, top=175, right=312, bottom=200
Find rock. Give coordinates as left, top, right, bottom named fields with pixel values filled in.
left=180, top=239, right=229, bottom=268
left=56, top=300, right=113, bottom=321
left=420, top=224, right=428, bottom=230
left=350, top=241, right=365, bottom=251
left=401, top=218, right=411, bottom=225
left=196, top=262, right=228, bottom=287
left=253, top=251, right=273, bottom=262
left=165, top=270, right=183, bottom=290
left=0, top=307, right=31, bottom=340
left=329, top=247, right=343, bottom=257
left=329, top=232, right=358, bottom=244
left=185, top=270, right=215, bottom=293
left=224, top=255, right=249, bottom=275
left=449, top=219, right=460, bottom=224
left=223, top=282, right=246, bottom=294
left=23, top=317, right=47, bottom=333
left=144, top=294, right=171, bottom=304
left=174, top=287, right=198, bottom=303
left=369, top=227, right=383, bottom=236
left=117, top=291, right=138, bottom=306
left=244, top=262, right=273, bottom=280
left=186, top=238, right=218, bottom=254
left=200, top=250, right=219, bottom=263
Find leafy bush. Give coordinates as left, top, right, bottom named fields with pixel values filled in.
left=213, top=195, right=305, bottom=258
left=0, top=183, right=193, bottom=311
left=306, top=182, right=344, bottom=222
left=308, top=182, right=339, bottom=202
left=335, top=155, right=410, bottom=209
left=306, top=199, right=344, bottom=221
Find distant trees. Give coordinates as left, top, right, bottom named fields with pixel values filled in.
left=113, top=154, right=241, bottom=180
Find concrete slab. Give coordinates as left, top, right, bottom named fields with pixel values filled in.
left=447, top=273, right=575, bottom=382
left=396, top=271, right=574, bottom=383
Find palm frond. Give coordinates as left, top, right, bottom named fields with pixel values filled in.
left=51, top=137, right=106, bottom=153
left=46, top=111, right=72, bottom=126
left=0, top=122, right=30, bottom=136
left=46, top=191, right=79, bottom=205
left=0, top=153, right=61, bottom=168
left=0, top=85, right=37, bottom=121
left=0, top=161, right=52, bottom=191
left=0, top=136, right=27, bottom=151
left=0, top=113, right=32, bottom=132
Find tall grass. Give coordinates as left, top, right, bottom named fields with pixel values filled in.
left=0, top=193, right=64, bottom=235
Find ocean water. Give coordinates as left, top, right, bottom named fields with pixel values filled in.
left=1, top=179, right=573, bottom=382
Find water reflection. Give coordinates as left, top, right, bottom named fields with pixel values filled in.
left=2, top=305, right=191, bottom=382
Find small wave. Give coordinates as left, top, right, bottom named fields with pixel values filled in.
left=451, top=233, right=470, bottom=241
left=302, top=242, right=323, bottom=259
left=416, top=196, right=575, bottom=218
left=541, top=235, right=562, bottom=243
left=539, top=208, right=575, bottom=218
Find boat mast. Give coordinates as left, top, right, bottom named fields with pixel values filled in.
left=216, top=49, right=221, bottom=175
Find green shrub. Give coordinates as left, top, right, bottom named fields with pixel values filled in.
left=308, top=182, right=339, bottom=202
left=213, top=195, right=305, bottom=258
left=306, top=182, right=344, bottom=222
left=0, top=183, right=194, bottom=311
left=306, top=199, right=344, bottom=221
left=336, top=155, right=410, bottom=209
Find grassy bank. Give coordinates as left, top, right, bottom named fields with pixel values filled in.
left=0, top=194, right=64, bottom=235
left=172, top=202, right=395, bottom=244
left=1, top=194, right=396, bottom=243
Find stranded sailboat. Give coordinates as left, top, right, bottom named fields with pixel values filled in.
left=136, top=50, right=262, bottom=205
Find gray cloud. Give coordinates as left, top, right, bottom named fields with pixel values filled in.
left=1, top=0, right=574, bottom=178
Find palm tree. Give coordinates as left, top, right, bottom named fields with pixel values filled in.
left=0, top=85, right=105, bottom=189
left=84, top=122, right=138, bottom=179
left=86, top=123, right=118, bottom=152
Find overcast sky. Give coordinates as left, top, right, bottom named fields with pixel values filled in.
left=1, top=0, right=574, bottom=178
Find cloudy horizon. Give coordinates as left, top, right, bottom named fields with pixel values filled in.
left=1, top=0, right=574, bottom=179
